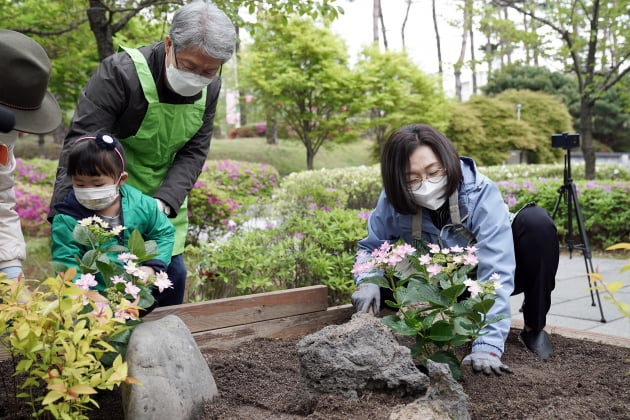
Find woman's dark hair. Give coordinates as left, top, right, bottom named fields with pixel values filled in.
left=67, top=133, right=126, bottom=179
left=381, top=123, right=463, bottom=215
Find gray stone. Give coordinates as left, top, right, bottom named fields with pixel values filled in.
left=297, top=312, right=429, bottom=399
left=390, top=360, right=470, bottom=420
left=121, top=315, right=218, bottom=420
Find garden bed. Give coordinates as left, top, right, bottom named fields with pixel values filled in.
left=2, top=287, right=629, bottom=419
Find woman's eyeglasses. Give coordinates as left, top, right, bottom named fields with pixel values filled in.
left=406, top=168, right=445, bottom=189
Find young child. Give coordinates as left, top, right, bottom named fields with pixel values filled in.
left=51, top=133, right=175, bottom=300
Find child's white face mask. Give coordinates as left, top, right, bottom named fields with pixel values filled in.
left=410, top=176, right=448, bottom=210
left=74, top=177, right=121, bottom=211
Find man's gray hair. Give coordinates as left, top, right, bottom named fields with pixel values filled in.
left=170, top=1, right=236, bottom=62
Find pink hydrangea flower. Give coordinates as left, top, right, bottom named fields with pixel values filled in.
left=427, top=264, right=442, bottom=277
left=464, top=253, right=479, bottom=266
left=76, top=273, right=97, bottom=291
left=154, top=271, right=173, bottom=293
left=464, top=279, right=483, bottom=298
left=428, top=243, right=441, bottom=253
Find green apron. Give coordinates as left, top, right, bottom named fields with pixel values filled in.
left=119, top=46, right=206, bottom=255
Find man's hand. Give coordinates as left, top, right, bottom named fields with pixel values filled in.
left=351, top=283, right=381, bottom=315
left=155, top=198, right=171, bottom=216
left=462, top=351, right=513, bottom=376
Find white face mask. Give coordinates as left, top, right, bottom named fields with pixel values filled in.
left=74, top=183, right=120, bottom=211
left=410, top=176, right=448, bottom=210
left=165, top=48, right=214, bottom=97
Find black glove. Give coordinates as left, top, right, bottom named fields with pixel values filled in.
left=462, top=351, right=513, bottom=376
left=351, top=283, right=381, bottom=315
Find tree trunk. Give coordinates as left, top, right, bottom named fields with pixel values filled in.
left=87, top=0, right=114, bottom=61
left=503, top=7, right=512, bottom=66
left=266, top=112, right=278, bottom=145
left=38, top=134, right=45, bottom=158
left=378, top=0, right=388, bottom=50
left=372, top=0, right=380, bottom=44
left=469, top=26, right=477, bottom=95
left=401, top=0, right=412, bottom=51
left=432, top=0, right=443, bottom=75
left=580, top=98, right=596, bottom=180
left=306, top=142, right=315, bottom=170
left=454, top=0, right=472, bottom=102
left=239, top=91, right=247, bottom=127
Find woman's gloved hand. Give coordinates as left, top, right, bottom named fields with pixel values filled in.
left=462, top=351, right=513, bottom=376
left=351, top=283, right=381, bottom=315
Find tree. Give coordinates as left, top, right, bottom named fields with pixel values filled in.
left=431, top=0, right=444, bottom=75
left=353, top=45, right=450, bottom=160
left=4, top=0, right=345, bottom=131
left=240, top=16, right=361, bottom=170
left=483, top=65, right=630, bottom=152
left=494, top=0, right=630, bottom=179
left=454, top=0, right=473, bottom=102
left=446, top=90, right=572, bottom=165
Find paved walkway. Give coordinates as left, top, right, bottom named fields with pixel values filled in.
left=510, top=252, right=630, bottom=348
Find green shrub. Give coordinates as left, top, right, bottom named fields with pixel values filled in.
left=186, top=208, right=368, bottom=305
left=14, top=158, right=57, bottom=186
left=0, top=273, right=136, bottom=419
left=479, top=162, right=630, bottom=181
left=199, top=159, right=279, bottom=210
left=447, top=93, right=573, bottom=165
left=273, top=165, right=382, bottom=213
left=187, top=160, right=280, bottom=243
left=496, top=178, right=630, bottom=249
left=187, top=179, right=238, bottom=246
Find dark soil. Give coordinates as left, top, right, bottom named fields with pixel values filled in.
left=2, top=329, right=629, bottom=420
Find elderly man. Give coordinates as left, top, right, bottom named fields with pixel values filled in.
left=49, top=1, right=237, bottom=306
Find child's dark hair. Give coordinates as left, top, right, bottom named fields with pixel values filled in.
left=67, top=133, right=126, bottom=178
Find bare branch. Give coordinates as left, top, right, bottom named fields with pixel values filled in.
left=112, top=0, right=182, bottom=34
left=9, top=19, right=89, bottom=37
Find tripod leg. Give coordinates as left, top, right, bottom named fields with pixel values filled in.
left=569, top=183, right=606, bottom=323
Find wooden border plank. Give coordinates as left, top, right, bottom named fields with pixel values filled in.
left=193, top=304, right=355, bottom=352
left=143, top=285, right=329, bottom=333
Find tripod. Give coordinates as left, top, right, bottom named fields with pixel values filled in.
left=551, top=148, right=606, bottom=322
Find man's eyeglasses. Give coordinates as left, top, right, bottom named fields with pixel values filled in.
left=406, top=168, right=445, bottom=189
left=173, top=48, right=222, bottom=80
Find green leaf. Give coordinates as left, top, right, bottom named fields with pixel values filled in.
left=102, top=244, right=127, bottom=254
left=127, top=229, right=147, bottom=258
left=472, top=297, right=496, bottom=314
left=428, top=320, right=455, bottom=342
left=408, top=282, right=449, bottom=307
left=95, top=260, right=115, bottom=286
left=383, top=299, right=401, bottom=309
left=362, top=275, right=390, bottom=289
left=72, top=224, right=97, bottom=247
left=80, top=249, right=99, bottom=267
left=137, top=291, right=155, bottom=310
left=380, top=314, right=417, bottom=335
left=453, top=316, right=474, bottom=335
left=427, top=350, right=462, bottom=380
left=441, top=283, right=467, bottom=301
left=394, top=286, right=424, bottom=307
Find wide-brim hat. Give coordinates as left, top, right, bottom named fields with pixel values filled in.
left=0, top=30, right=62, bottom=134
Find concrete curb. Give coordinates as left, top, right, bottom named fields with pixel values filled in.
left=511, top=319, right=630, bottom=349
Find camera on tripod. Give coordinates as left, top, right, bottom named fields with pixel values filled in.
left=551, top=132, right=580, bottom=149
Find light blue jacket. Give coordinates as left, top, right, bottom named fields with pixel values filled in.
left=356, top=157, right=515, bottom=356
